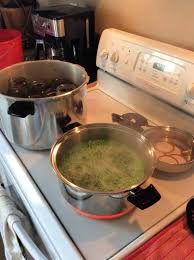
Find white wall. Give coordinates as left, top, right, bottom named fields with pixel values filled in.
left=95, top=0, right=194, bottom=51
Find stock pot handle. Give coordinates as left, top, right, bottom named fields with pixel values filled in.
left=62, top=122, right=81, bottom=133
left=127, top=184, right=161, bottom=210
left=8, top=101, right=35, bottom=118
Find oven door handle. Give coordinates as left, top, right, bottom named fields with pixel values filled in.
left=8, top=216, right=47, bottom=260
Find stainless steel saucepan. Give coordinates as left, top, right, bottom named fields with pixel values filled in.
left=50, top=123, right=161, bottom=218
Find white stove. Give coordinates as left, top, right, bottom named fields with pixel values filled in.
left=1, top=29, right=194, bottom=260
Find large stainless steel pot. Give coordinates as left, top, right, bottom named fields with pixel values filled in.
left=50, top=123, right=161, bottom=218
left=0, top=60, right=89, bottom=150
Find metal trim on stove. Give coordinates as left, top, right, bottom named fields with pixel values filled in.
left=110, top=204, right=185, bottom=259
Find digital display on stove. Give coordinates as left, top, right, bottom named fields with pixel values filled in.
left=153, top=62, right=165, bottom=72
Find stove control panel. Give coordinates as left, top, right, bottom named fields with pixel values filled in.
left=135, top=52, right=184, bottom=94
left=97, top=28, right=194, bottom=115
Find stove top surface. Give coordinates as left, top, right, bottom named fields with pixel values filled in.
left=12, top=83, right=194, bottom=260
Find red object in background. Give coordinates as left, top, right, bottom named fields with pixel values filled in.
left=0, top=29, right=23, bottom=69
left=124, top=216, right=194, bottom=260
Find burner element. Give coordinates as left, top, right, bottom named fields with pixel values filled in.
left=112, top=113, right=148, bottom=132
left=69, top=203, right=134, bottom=220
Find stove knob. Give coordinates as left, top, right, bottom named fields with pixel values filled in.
left=100, top=49, right=109, bottom=62
left=110, top=51, right=119, bottom=63
left=188, top=83, right=194, bottom=99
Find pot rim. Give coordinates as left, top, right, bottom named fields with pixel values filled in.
left=50, top=123, right=156, bottom=195
left=143, top=126, right=194, bottom=168
left=0, top=60, right=89, bottom=102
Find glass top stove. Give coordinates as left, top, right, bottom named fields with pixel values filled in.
left=11, top=83, right=194, bottom=260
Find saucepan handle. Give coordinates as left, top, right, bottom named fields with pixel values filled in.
left=57, top=114, right=81, bottom=133
left=8, top=101, right=35, bottom=118
left=112, top=113, right=152, bottom=133
left=127, top=184, right=161, bottom=210
left=63, top=122, right=81, bottom=133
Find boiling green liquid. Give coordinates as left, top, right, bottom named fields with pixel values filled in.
left=59, top=139, right=145, bottom=192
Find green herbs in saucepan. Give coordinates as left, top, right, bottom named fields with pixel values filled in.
left=58, top=139, right=145, bottom=192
